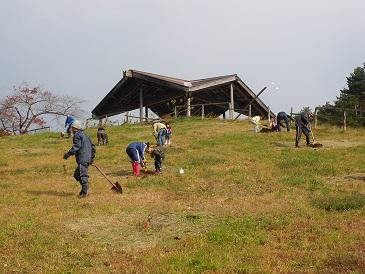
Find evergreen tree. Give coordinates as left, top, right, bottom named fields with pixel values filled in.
left=317, top=63, right=365, bottom=127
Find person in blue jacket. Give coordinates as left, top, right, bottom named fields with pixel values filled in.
left=126, top=142, right=150, bottom=176
left=276, top=112, right=295, bottom=132
left=64, top=115, right=76, bottom=137
left=63, top=120, right=96, bottom=197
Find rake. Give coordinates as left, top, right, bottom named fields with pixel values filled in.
left=91, top=163, right=123, bottom=193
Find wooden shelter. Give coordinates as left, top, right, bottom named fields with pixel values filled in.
left=92, top=69, right=273, bottom=121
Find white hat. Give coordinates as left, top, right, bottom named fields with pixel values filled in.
left=71, top=120, right=82, bottom=129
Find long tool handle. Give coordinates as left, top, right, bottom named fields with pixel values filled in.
left=91, top=163, right=116, bottom=188
left=234, top=87, right=268, bottom=120
left=310, top=129, right=315, bottom=143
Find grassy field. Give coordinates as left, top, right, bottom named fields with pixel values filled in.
left=1, top=118, right=365, bottom=273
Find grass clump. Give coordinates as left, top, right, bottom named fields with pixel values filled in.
left=311, top=192, right=365, bottom=211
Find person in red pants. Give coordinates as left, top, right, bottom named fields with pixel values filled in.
left=125, top=142, right=150, bottom=176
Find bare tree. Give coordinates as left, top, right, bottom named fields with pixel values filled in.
left=0, top=83, right=85, bottom=134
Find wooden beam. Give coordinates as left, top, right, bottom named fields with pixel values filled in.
left=189, top=75, right=236, bottom=92
left=131, top=71, right=189, bottom=92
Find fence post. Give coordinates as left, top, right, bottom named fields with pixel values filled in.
left=314, top=108, right=318, bottom=129
left=343, top=110, right=347, bottom=131
left=125, top=112, right=129, bottom=123
left=290, top=106, right=293, bottom=118
left=174, top=106, right=177, bottom=118
left=201, top=104, right=205, bottom=120
left=268, top=105, right=270, bottom=124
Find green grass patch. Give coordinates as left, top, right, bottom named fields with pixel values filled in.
left=311, top=192, right=365, bottom=211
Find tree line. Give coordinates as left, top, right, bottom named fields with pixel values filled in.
left=317, top=63, right=365, bottom=127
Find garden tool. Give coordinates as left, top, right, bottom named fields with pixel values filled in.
left=309, top=128, right=323, bottom=148
left=91, top=163, right=123, bottom=193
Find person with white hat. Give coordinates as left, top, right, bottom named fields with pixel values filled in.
left=63, top=120, right=96, bottom=197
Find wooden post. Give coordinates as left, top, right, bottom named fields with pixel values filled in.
left=139, top=86, right=143, bottom=123
left=201, top=104, right=205, bottom=120
left=229, top=83, right=234, bottom=119
left=174, top=106, right=177, bottom=118
left=314, top=108, right=318, bottom=129
left=125, top=112, right=129, bottom=123
left=228, top=103, right=232, bottom=120
left=268, top=106, right=271, bottom=124
left=223, top=112, right=226, bottom=119
left=290, top=106, right=293, bottom=118
left=187, top=97, right=191, bottom=117
left=248, top=104, right=252, bottom=118
left=343, top=110, right=347, bottom=131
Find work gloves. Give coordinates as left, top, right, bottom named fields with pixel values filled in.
left=63, top=152, right=70, bottom=160
left=141, top=160, right=146, bottom=168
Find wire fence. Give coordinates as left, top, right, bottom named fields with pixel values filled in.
left=315, top=106, right=365, bottom=129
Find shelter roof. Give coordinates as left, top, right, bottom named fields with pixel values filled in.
left=92, top=69, right=273, bottom=118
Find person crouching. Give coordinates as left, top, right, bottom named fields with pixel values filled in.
left=125, top=142, right=149, bottom=176
left=63, top=120, right=96, bottom=198
left=147, top=145, right=165, bottom=174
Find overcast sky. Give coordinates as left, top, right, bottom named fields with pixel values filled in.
left=1, top=0, right=365, bottom=117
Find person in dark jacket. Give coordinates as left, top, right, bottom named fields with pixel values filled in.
left=295, top=113, right=312, bottom=147
left=126, top=142, right=149, bottom=176
left=276, top=112, right=295, bottom=132
left=97, top=126, right=108, bottom=145
left=63, top=120, right=96, bottom=197
left=149, top=145, right=165, bottom=174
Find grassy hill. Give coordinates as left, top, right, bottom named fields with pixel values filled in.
left=1, top=118, right=365, bottom=273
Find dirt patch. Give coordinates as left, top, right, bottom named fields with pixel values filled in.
left=318, top=140, right=362, bottom=149
left=329, top=173, right=365, bottom=183
left=271, top=140, right=362, bottom=150
left=325, top=173, right=365, bottom=193
left=66, top=211, right=215, bottom=252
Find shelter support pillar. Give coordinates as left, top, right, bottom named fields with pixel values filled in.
left=145, top=107, right=148, bottom=121
left=248, top=104, right=252, bottom=117
left=201, top=104, right=205, bottom=120
left=187, top=97, right=191, bottom=117
left=268, top=106, right=270, bottom=124
left=229, top=83, right=234, bottom=119
left=139, top=86, right=143, bottom=123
